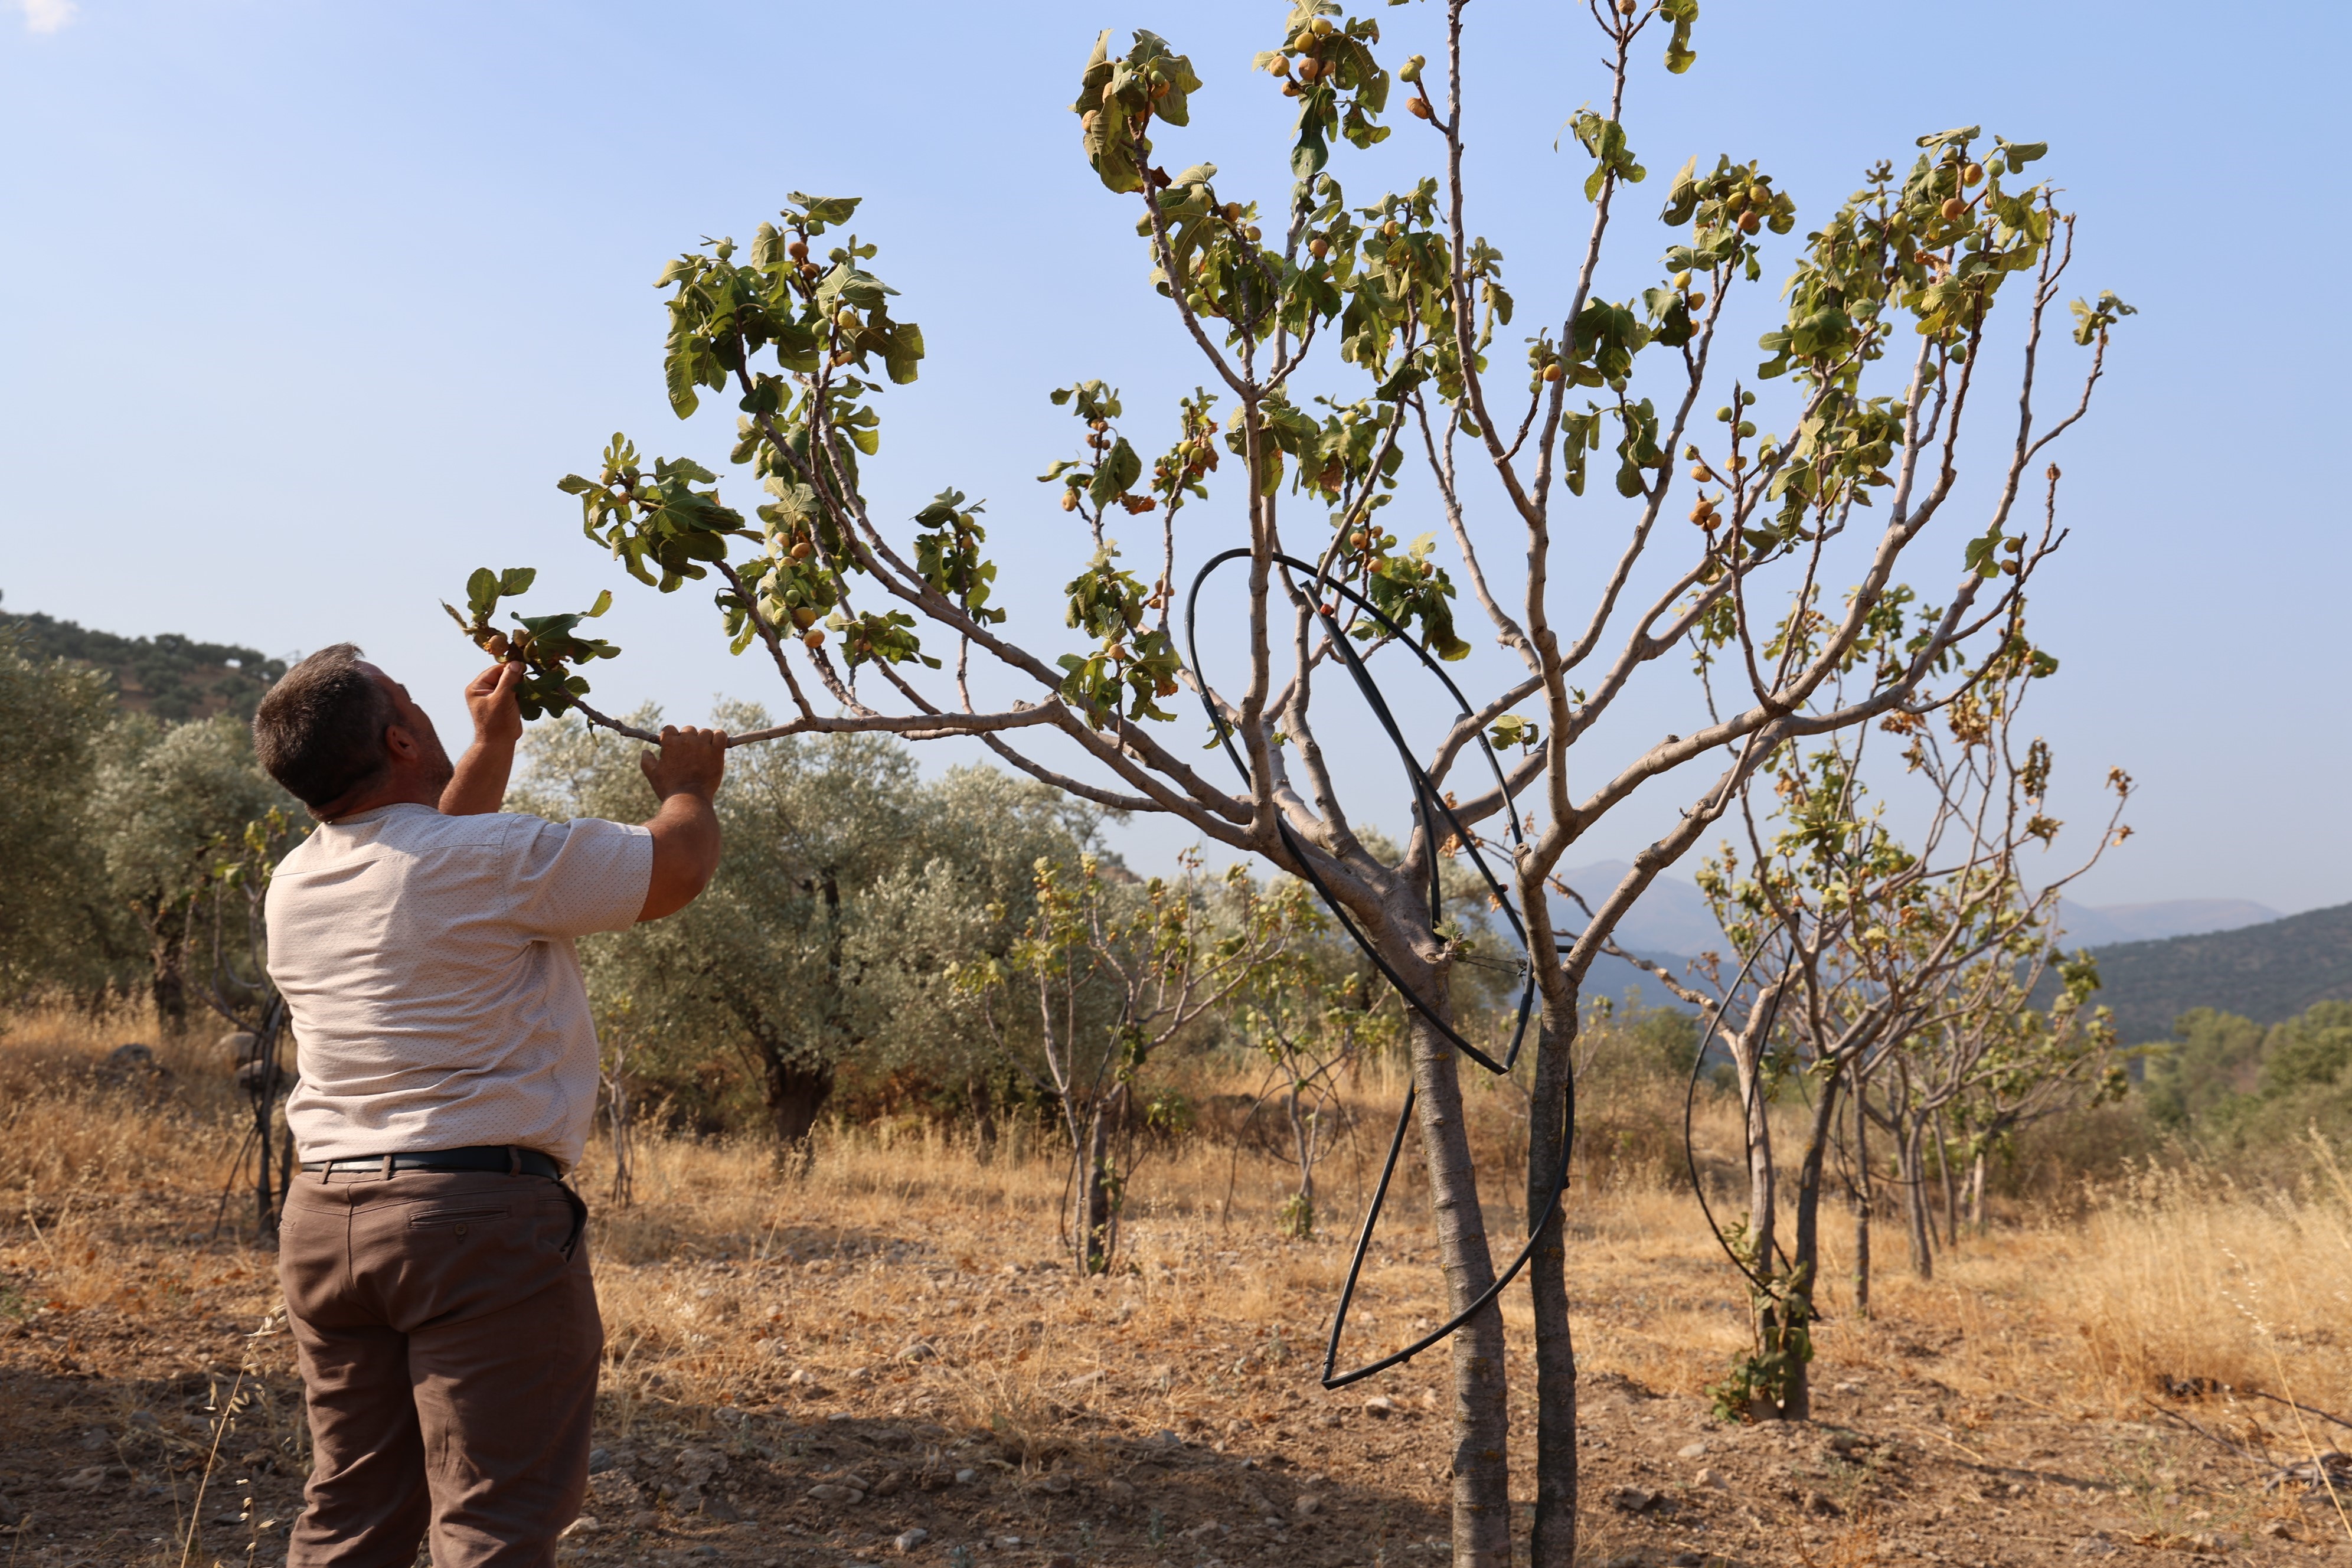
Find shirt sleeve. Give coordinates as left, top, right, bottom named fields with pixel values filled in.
left=506, top=815, right=655, bottom=938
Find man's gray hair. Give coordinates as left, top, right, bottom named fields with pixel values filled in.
left=252, top=643, right=398, bottom=812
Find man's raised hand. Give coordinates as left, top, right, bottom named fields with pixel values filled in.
left=640, top=725, right=728, bottom=803
left=463, top=661, right=526, bottom=747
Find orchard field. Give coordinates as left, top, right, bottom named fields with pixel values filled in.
left=4, top=1008, right=2348, bottom=1568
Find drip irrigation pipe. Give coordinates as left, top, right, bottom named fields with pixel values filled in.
left=1182, top=547, right=1567, bottom=1389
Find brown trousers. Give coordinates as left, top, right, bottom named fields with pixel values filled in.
left=277, top=1168, right=602, bottom=1568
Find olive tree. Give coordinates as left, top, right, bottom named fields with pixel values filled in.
left=0, top=629, right=115, bottom=1008
left=90, top=714, right=292, bottom=1030
left=461, top=4, right=2129, bottom=1557
left=515, top=711, right=1099, bottom=1148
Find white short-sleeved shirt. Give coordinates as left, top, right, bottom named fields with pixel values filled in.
left=265, top=803, right=652, bottom=1170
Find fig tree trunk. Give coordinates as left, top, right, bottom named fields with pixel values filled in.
left=1851, top=1096, right=1874, bottom=1318
left=1900, top=1123, right=1935, bottom=1282
left=1400, top=976, right=1511, bottom=1568
left=1782, top=1068, right=1845, bottom=1422
left=1077, top=1081, right=1128, bottom=1275
left=1525, top=965, right=1580, bottom=1568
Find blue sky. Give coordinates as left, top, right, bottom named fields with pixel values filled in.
left=4, top=1, right=2346, bottom=914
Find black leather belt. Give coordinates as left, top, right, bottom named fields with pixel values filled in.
left=301, top=1145, right=564, bottom=1180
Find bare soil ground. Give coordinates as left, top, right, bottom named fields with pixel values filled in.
left=3, top=1021, right=2348, bottom=1567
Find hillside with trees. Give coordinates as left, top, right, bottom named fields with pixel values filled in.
left=2077, top=901, right=2352, bottom=1042
left=0, top=597, right=286, bottom=722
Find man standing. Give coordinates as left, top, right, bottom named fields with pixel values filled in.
left=253, top=644, right=726, bottom=1567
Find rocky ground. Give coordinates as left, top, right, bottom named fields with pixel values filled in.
left=2, top=1184, right=2346, bottom=1567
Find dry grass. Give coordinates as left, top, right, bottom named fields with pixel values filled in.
left=5, top=1006, right=2352, bottom=1564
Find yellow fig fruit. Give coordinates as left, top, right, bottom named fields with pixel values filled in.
left=1310, top=15, right=1333, bottom=34
left=1541, top=363, right=1563, bottom=383
left=1060, top=489, right=1079, bottom=512
left=787, top=239, right=808, bottom=262
left=1309, top=236, right=1330, bottom=258
left=1407, top=95, right=1433, bottom=120
left=1738, top=210, right=1761, bottom=234
left=1687, top=289, right=1707, bottom=308
left=803, top=629, right=825, bottom=650
left=790, top=540, right=814, bottom=560
left=792, top=606, right=816, bottom=629
left=1295, top=55, right=1321, bottom=81
left=1269, top=53, right=1291, bottom=76
left=1940, top=195, right=1966, bottom=220
left=1962, top=162, right=1985, bottom=187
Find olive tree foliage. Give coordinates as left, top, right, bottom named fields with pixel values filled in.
left=462, top=2, right=2129, bottom=1559
left=0, top=631, right=116, bottom=1009
left=1628, top=633, right=2128, bottom=1423
left=512, top=712, right=1102, bottom=1147
left=89, top=714, right=292, bottom=1030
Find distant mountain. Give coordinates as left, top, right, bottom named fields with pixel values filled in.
left=0, top=600, right=284, bottom=722
left=1553, top=860, right=1725, bottom=958
left=2081, top=903, right=2352, bottom=1043
left=2056, top=897, right=2281, bottom=947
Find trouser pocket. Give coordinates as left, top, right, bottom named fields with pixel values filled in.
left=556, top=1183, right=587, bottom=1260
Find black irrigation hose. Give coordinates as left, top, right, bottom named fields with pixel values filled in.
left=1182, top=548, right=1570, bottom=1389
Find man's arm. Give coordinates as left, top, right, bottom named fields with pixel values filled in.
left=638, top=725, right=727, bottom=922
left=439, top=662, right=525, bottom=816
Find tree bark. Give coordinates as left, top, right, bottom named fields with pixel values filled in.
left=1967, top=1147, right=1987, bottom=1232
left=1729, top=988, right=1781, bottom=1418
left=148, top=925, right=186, bottom=1034
left=1900, top=1123, right=1935, bottom=1282
left=1851, top=1092, right=1874, bottom=1318
left=1403, top=992, right=1511, bottom=1568
left=1077, top=1081, right=1128, bottom=1275
left=1782, top=1066, right=1843, bottom=1422
left=968, top=1072, right=998, bottom=1163
left=1525, top=970, right=1579, bottom=1568
left=1933, top=1107, right=1959, bottom=1249
left=762, top=1056, right=835, bottom=1145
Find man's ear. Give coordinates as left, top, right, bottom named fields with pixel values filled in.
left=383, top=722, right=424, bottom=763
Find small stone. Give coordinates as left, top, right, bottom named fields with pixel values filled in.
left=2259, top=1520, right=2294, bottom=1541
left=806, top=1484, right=865, bottom=1504
left=560, top=1515, right=602, bottom=1538
left=894, top=1527, right=929, bottom=1553
left=1694, top=1466, right=1725, bottom=1488
left=1150, top=1427, right=1184, bottom=1447
left=995, top=1536, right=1023, bottom=1549
left=1606, top=1485, right=1658, bottom=1514
left=1103, top=1479, right=1136, bottom=1504
left=2182, top=1534, right=2223, bottom=1557
left=827, top=1411, right=855, bottom=1424
left=587, top=1446, right=615, bottom=1473
left=1362, top=1395, right=1398, bottom=1419
left=2070, top=1538, right=2119, bottom=1559
left=1179, top=1521, right=1223, bottom=1541
left=1676, top=1440, right=1709, bottom=1459
left=1036, top=1472, right=1073, bottom=1494
left=871, top=1471, right=904, bottom=1498
left=699, top=1491, right=742, bottom=1522
left=59, top=1466, right=110, bottom=1492
left=954, top=1468, right=978, bottom=1484
left=1044, top=1555, right=1078, bottom=1568
left=1800, top=1488, right=1842, bottom=1517
left=900, top=1340, right=938, bottom=1363
left=1292, top=1494, right=1325, bottom=1518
